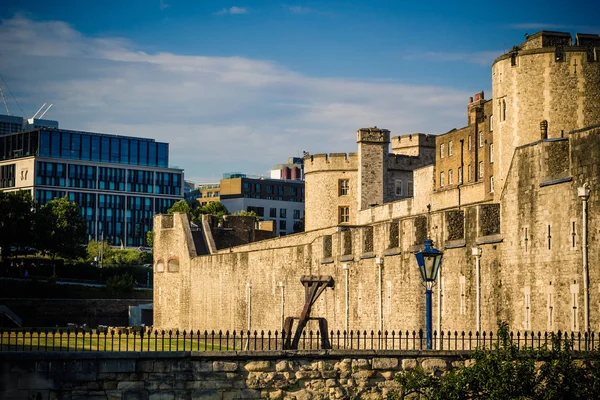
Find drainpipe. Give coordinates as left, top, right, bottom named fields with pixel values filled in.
left=472, top=247, right=482, bottom=333
left=376, top=258, right=383, bottom=333
left=578, top=184, right=590, bottom=333
left=343, top=263, right=350, bottom=333
left=437, top=265, right=442, bottom=349
left=278, top=281, right=285, bottom=331
left=245, top=282, right=252, bottom=350
left=246, top=282, right=252, bottom=331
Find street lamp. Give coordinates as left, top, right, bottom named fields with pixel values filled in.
left=414, top=238, right=444, bottom=349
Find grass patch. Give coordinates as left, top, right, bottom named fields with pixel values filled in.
left=0, top=331, right=234, bottom=352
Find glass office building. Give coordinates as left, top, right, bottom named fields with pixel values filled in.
left=0, top=128, right=183, bottom=246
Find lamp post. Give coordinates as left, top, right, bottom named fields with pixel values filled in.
left=415, top=238, right=444, bottom=350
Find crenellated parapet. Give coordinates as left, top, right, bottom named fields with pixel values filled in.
left=391, top=133, right=436, bottom=156
left=304, top=152, right=358, bottom=174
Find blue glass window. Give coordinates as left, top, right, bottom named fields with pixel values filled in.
left=110, top=138, right=120, bottom=163
left=61, top=132, right=71, bottom=158
left=50, top=131, right=61, bottom=157
left=148, top=142, right=157, bottom=167
left=101, top=137, right=110, bottom=162
left=120, top=139, right=129, bottom=164
left=39, top=132, right=50, bottom=156
left=130, top=140, right=138, bottom=165
left=81, top=135, right=90, bottom=160
left=71, top=134, right=81, bottom=158
left=91, top=136, right=100, bottom=161
left=157, top=143, right=167, bottom=167
left=139, top=141, right=148, bottom=166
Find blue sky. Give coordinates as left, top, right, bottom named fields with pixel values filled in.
left=0, top=1, right=597, bottom=182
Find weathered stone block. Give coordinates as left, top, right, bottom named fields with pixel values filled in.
left=153, top=361, right=172, bottom=373
left=421, top=358, right=448, bottom=373
left=192, top=361, right=212, bottom=373
left=149, top=392, right=175, bottom=400
left=123, top=391, right=149, bottom=400
left=99, top=360, right=136, bottom=373
left=372, top=358, right=398, bottom=370
left=138, top=360, right=155, bottom=372
left=244, top=361, right=271, bottom=372
left=213, top=361, right=238, bottom=372
left=401, top=359, right=417, bottom=370
left=351, top=359, right=370, bottom=370
left=117, top=381, right=145, bottom=390
left=192, top=390, right=218, bottom=399
left=275, top=360, right=291, bottom=372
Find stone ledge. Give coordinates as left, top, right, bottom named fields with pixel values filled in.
left=444, top=239, right=466, bottom=249
left=539, top=176, right=572, bottom=187
left=475, top=234, right=503, bottom=245
left=320, top=257, right=334, bottom=265
left=359, top=252, right=376, bottom=260
left=383, top=247, right=401, bottom=256
left=339, top=255, right=354, bottom=262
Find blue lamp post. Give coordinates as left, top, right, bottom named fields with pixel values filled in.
left=414, top=238, right=443, bottom=350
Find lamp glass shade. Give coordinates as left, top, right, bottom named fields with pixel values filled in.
left=415, top=239, right=443, bottom=283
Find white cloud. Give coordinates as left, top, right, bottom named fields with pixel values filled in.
left=159, top=0, right=169, bottom=11
left=215, top=6, right=248, bottom=15
left=403, top=51, right=500, bottom=67
left=0, top=15, right=472, bottom=182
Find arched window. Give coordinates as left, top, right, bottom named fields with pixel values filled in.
left=502, top=99, right=506, bottom=121
left=168, top=259, right=179, bottom=272
left=156, top=260, right=165, bottom=272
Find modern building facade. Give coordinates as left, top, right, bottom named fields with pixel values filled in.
left=219, top=173, right=304, bottom=235
left=0, top=125, right=183, bottom=246
left=270, top=157, right=304, bottom=180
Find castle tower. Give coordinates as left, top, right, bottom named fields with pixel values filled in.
left=357, top=127, right=390, bottom=210
left=492, top=31, right=600, bottom=195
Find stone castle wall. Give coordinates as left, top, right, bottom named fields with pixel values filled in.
left=0, top=351, right=467, bottom=400
left=154, top=30, right=600, bottom=337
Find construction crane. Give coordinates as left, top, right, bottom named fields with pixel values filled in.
left=0, top=84, right=10, bottom=115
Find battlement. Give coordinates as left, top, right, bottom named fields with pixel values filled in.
left=304, top=152, right=358, bottom=173
left=356, top=126, right=390, bottom=144
left=494, top=30, right=600, bottom=65
left=391, top=133, right=436, bottom=158
left=521, top=31, right=572, bottom=51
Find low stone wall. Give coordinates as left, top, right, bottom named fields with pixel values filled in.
left=0, top=298, right=151, bottom=327
left=0, top=351, right=467, bottom=399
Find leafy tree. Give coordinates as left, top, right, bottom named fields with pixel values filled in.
left=0, top=190, right=36, bottom=257
left=87, top=240, right=114, bottom=264
left=146, top=230, right=154, bottom=247
left=36, top=196, right=87, bottom=260
left=198, top=201, right=229, bottom=222
left=167, top=199, right=191, bottom=215
left=233, top=210, right=259, bottom=221
left=200, top=201, right=228, bottom=216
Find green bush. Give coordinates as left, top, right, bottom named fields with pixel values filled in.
left=106, top=273, right=135, bottom=295
left=388, top=321, right=600, bottom=400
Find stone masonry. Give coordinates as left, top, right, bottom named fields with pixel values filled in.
left=154, top=30, right=600, bottom=337
left=0, top=351, right=467, bottom=399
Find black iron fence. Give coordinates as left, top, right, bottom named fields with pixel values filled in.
left=1, top=328, right=599, bottom=352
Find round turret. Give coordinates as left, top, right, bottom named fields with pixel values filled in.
left=492, top=31, right=600, bottom=192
